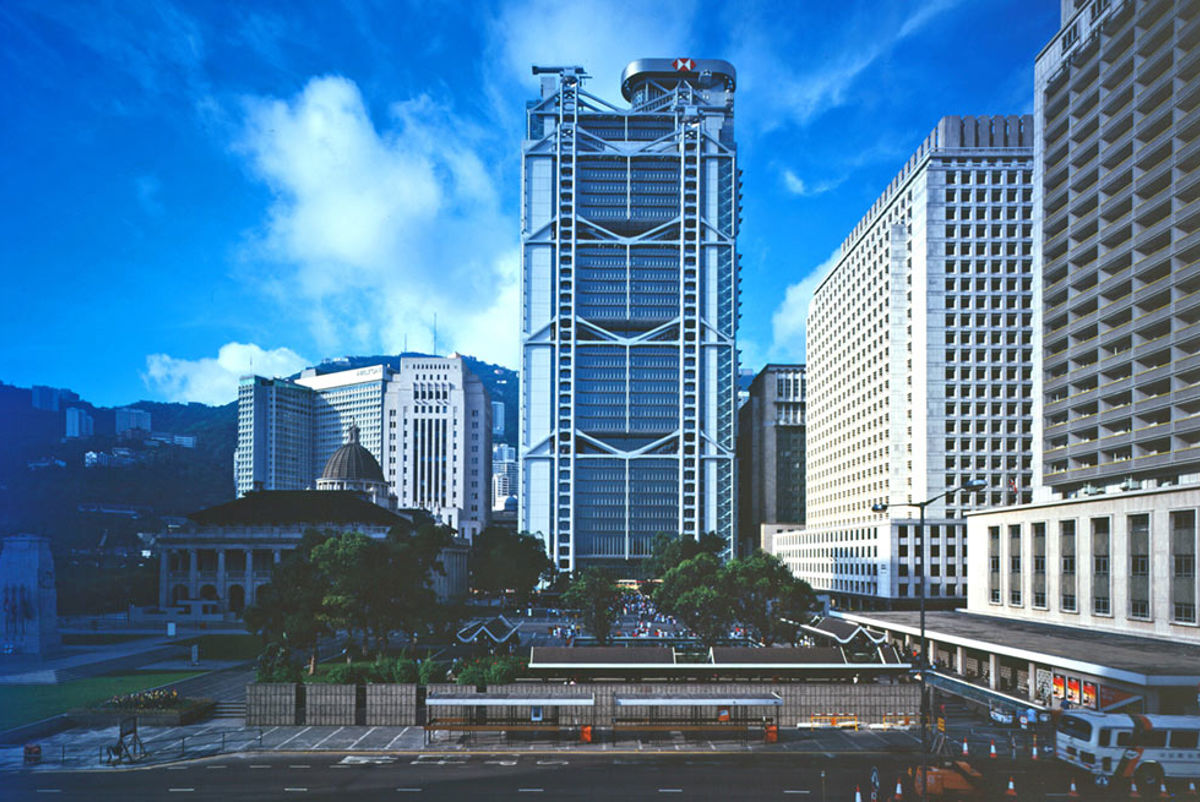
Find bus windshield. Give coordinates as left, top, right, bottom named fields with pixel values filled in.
left=1058, top=715, right=1093, bottom=742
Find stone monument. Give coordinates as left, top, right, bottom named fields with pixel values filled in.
left=0, top=535, right=60, bottom=655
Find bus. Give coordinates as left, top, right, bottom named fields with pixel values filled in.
left=1055, top=711, right=1200, bottom=789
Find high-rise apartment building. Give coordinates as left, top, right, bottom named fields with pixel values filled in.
left=64, top=406, right=93, bottom=439
left=964, top=0, right=1200, bottom=643
left=772, top=115, right=1036, bottom=608
left=519, top=59, right=740, bottom=570
left=114, top=407, right=152, bottom=436
left=235, top=357, right=491, bottom=540
left=737, top=365, right=806, bottom=555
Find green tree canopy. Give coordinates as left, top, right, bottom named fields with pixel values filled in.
left=469, top=527, right=553, bottom=602
left=654, top=553, right=732, bottom=649
left=723, top=551, right=817, bottom=645
left=647, top=532, right=726, bottom=579
left=243, top=529, right=330, bottom=673
left=562, top=567, right=621, bottom=645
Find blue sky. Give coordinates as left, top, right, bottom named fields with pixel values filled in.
left=0, top=0, right=1059, bottom=407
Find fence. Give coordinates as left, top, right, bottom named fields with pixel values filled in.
left=18, top=728, right=264, bottom=770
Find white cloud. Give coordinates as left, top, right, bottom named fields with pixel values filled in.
left=233, top=75, right=518, bottom=366
left=486, top=0, right=698, bottom=102
left=769, top=249, right=841, bottom=361
left=730, top=0, right=964, bottom=128
left=780, top=168, right=842, bottom=198
left=143, top=342, right=309, bottom=405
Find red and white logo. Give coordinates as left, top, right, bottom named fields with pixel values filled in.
left=672, top=58, right=695, bottom=72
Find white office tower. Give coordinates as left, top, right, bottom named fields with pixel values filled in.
left=493, top=443, right=519, bottom=511
left=787, top=115, right=1035, bottom=609
left=520, top=59, right=740, bottom=571
left=965, top=0, right=1200, bottom=641
left=386, top=356, right=492, bottom=541
left=234, top=357, right=491, bottom=540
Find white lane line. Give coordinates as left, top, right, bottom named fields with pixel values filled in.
left=35, top=791, right=62, bottom=794
left=288, top=764, right=311, bottom=769
left=783, top=791, right=811, bottom=796
left=249, top=764, right=271, bottom=769
left=167, top=766, right=188, bottom=771
left=659, top=790, right=683, bottom=794
left=274, top=726, right=312, bottom=749
left=206, top=765, right=227, bottom=769
left=349, top=726, right=377, bottom=750
left=312, top=726, right=344, bottom=749
left=168, top=789, right=195, bottom=793
left=395, top=789, right=423, bottom=793
left=284, top=788, right=308, bottom=793
left=517, top=789, right=543, bottom=793
left=386, top=727, right=411, bottom=749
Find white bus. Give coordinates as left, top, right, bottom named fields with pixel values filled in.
left=1055, top=711, right=1200, bottom=789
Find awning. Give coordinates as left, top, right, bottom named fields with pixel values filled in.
left=614, top=694, right=782, bottom=707
left=426, top=694, right=594, bottom=707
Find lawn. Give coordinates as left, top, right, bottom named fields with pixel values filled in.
left=0, top=672, right=202, bottom=732
left=175, top=633, right=261, bottom=661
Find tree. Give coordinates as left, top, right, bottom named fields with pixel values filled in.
left=562, top=568, right=621, bottom=645
left=723, top=551, right=817, bottom=645
left=654, top=553, right=734, bottom=649
left=647, top=532, right=726, bottom=579
left=469, top=527, right=554, bottom=603
left=243, top=529, right=330, bottom=674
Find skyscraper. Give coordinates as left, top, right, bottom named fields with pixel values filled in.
left=772, top=116, right=1036, bottom=608
left=520, top=59, right=740, bottom=571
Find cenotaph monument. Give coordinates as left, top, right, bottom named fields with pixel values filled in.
left=0, top=535, right=61, bottom=656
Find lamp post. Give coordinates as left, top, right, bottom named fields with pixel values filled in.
left=871, top=477, right=987, bottom=801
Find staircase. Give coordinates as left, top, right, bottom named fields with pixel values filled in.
left=211, top=700, right=245, bottom=720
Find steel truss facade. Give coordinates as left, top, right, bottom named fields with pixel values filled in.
left=520, top=60, right=741, bottom=571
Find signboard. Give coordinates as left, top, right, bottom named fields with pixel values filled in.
left=1067, top=677, right=1081, bottom=705
left=1082, top=681, right=1097, bottom=709
left=1036, top=669, right=1053, bottom=701
left=1098, top=684, right=1137, bottom=711
left=1053, top=674, right=1065, bottom=699
left=937, top=717, right=946, bottom=733
left=531, top=706, right=543, bottom=723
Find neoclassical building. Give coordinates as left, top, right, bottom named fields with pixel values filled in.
left=157, top=429, right=467, bottom=615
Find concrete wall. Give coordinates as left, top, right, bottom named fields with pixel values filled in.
left=366, top=684, right=418, bottom=726
left=305, top=684, right=356, bottom=726
left=246, top=683, right=297, bottom=726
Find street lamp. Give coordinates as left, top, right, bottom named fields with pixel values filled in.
left=871, top=477, right=987, bottom=800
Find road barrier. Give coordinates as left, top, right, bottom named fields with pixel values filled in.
left=808, top=713, right=859, bottom=730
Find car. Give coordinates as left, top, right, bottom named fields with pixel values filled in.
left=989, top=706, right=1014, bottom=726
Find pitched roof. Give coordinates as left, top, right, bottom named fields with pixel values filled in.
left=530, top=647, right=674, bottom=665
left=188, top=490, right=424, bottom=527
left=710, top=647, right=846, bottom=665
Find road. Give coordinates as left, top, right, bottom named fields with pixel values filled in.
left=7, top=751, right=1085, bottom=801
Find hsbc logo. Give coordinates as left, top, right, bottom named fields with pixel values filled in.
left=673, top=58, right=695, bottom=72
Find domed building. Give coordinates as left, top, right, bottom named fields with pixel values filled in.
left=316, top=424, right=393, bottom=509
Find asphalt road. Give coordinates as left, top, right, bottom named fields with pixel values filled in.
left=6, top=751, right=1086, bottom=801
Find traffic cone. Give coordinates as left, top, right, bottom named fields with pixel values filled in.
left=961, top=735, right=969, bottom=757
left=1159, top=781, right=1171, bottom=800
left=1031, top=734, right=1039, bottom=761
left=854, top=785, right=862, bottom=802
left=1186, top=780, right=1200, bottom=799
left=1005, top=776, right=1017, bottom=797
left=893, top=776, right=904, bottom=801
left=1130, top=779, right=1142, bottom=800
left=989, top=739, right=997, bottom=759
left=1067, top=779, right=1081, bottom=799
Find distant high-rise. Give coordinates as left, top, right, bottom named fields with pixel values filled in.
left=491, top=401, right=505, bottom=437
left=64, top=406, right=93, bottom=439
left=737, top=365, right=806, bottom=556
left=772, top=116, right=1036, bottom=608
left=114, top=407, right=152, bottom=436
left=235, top=356, right=492, bottom=540
left=520, top=59, right=741, bottom=570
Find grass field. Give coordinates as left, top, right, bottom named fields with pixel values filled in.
left=0, top=672, right=203, bottom=732
left=175, top=633, right=261, bottom=661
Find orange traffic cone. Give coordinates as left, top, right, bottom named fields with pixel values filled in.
left=961, top=736, right=969, bottom=757
left=989, top=739, right=997, bottom=759
left=1130, top=779, right=1142, bottom=800
left=1032, top=735, right=1039, bottom=761
left=1159, top=781, right=1171, bottom=800
left=1067, top=779, right=1081, bottom=799
left=1005, top=776, right=1018, bottom=797
left=854, top=785, right=862, bottom=802
left=1186, top=780, right=1200, bottom=799
left=893, top=777, right=904, bottom=801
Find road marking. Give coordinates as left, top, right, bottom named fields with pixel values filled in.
left=35, top=791, right=61, bottom=794
left=250, top=765, right=271, bottom=769
left=274, top=726, right=312, bottom=749
left=486, top=759, right=519, bottom=766
left=536, top=759, right=567, bottom=765
left=168, top=789, right=195, bottom=793
left=517, top=789, right=543, bottom=793
left=168, top=766, right=188, bottom=770
left=312, top=726, right=344, bottom=748
left=339, top=755, right=397, bottom=765
left=384, top=727, right=411, bottom=749
left=288, top=764, right=311, bottom=769
left=284, top=788, right=308, bottom=793
left=206, top=765, right=227, bottom=770
left=349, top=726, right=377, bottom=750
left=395, top=789, right=422, bottom=793
left=659, top=790, right=683, bottom=794
left=783, top=792, right=811, bottom=796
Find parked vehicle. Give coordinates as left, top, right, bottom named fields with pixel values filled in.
left=1055, top=711, right=1200, bottom=789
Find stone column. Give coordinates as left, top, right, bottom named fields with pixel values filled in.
left=216, top=549, right=226, bottom=601
left=159, top=549, right=169, bottom=608
left=956, top=645, right=966, bottom=676
left=988, top=653, right=1000, bottom=690
left=188, top=549, right=198, bottom=600
left=245, top=549, right=254, bottom=606
left=1027, top=661, right=1037, bottom=701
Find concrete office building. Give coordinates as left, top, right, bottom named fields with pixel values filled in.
left=520, top=59, right=740, bottom=570
left=114, top=407, right=152, bottom=436
left=737, top=365, right=806, bottom=556
left=235, top=357, right=491, bottom=540
left=773, top=115, right=1036, bottom=608
left=493, top=443, right=519, bottom=511
left=492, top=401, right=505, bottom=437
left=64, top=407, right=93, bottom=439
